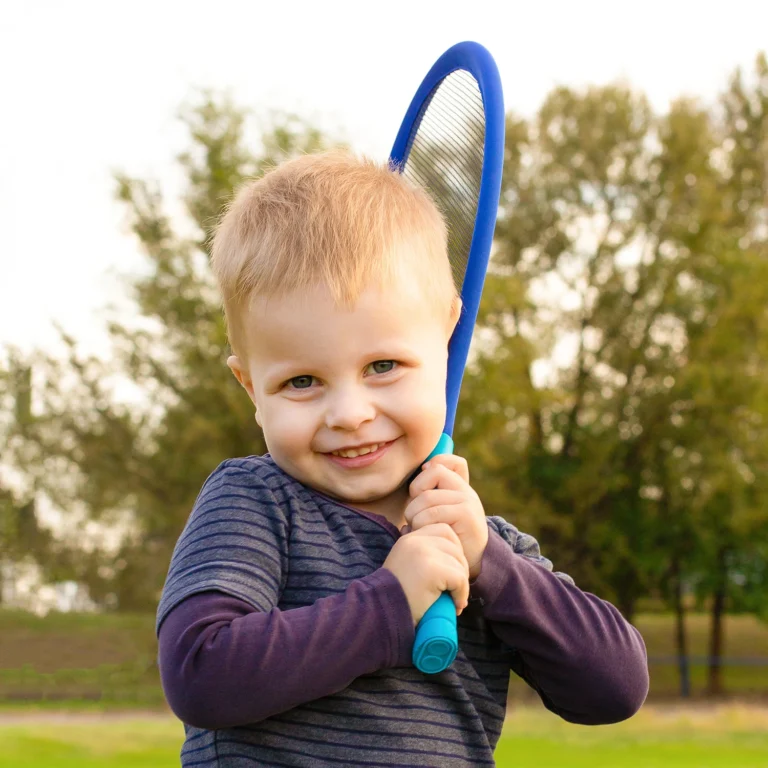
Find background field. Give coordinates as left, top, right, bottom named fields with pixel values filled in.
left=2, top=609, right=767, bottom=707
left=1, top=703, right=766, bottom=768
left=2, top=609, right=766, bottom=765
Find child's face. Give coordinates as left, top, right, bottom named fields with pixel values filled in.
left=228, top=279, right=459, bottom=525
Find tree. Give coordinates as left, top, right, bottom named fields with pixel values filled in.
left=0, top=357, right=56, bottom=605
left=4, top=96, right=333, bottom=610
left=3, top=59, right=767, bottom=710
left=690, top=52, right=768, bottom=694
left=470, top=55, right=768, bottom=697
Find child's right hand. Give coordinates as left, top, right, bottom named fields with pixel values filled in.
left=382, top=523, right=470, bottom=627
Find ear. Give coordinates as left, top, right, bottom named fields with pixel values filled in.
left=227, top=355, right=256, bottom=402
left=448, top=296, right=463, bottom=335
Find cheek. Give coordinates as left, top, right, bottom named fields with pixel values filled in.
left=392, top=368, right=448, bottom=432
left=261, top=403, right=315, bottom=451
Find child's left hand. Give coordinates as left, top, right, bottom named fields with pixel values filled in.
left=404, top=454, right=488, bottom=580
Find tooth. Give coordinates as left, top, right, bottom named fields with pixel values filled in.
left=331, top=443, right=381, bottom=458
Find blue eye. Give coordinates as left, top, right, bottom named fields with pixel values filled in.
left=288, top=375, right=314, bottom=389
left=369, top=360, right=396, bottom=374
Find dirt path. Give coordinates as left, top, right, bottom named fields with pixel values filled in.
left=0, top=709, right=176, bottom=725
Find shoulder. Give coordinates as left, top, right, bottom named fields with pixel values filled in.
left=485, top=515, right=546, bottom=561
left=198, top=454, right=304, bottom=513
left=486, top=515, right=576, bottom=586
left=176, top=455, right=303, bottom=547
left=202, top=454, right=288, bottom=492
left=156, top=456, right=301, bottom=630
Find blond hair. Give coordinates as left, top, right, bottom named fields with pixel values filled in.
left=210, top=150, right=458, bottom=362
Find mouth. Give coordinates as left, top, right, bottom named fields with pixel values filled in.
left=323, top=439, right=396, bottom=469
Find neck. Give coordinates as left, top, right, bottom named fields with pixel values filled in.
left=351, top=485, right=409, bottom=531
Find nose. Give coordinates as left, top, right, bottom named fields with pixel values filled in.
left=324, top=383, right=377, bottom=432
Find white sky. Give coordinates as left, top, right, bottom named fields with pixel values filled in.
left=2, top=0, right=767, bottom=360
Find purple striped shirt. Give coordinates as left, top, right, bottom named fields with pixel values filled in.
left=156, top=454, right=648, bottom=766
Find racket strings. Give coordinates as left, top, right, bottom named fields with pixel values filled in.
left=401, top=69, right=485, bottom=293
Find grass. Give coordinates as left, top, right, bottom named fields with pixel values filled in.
left=1, top=608, right=767, bottom=709
left=0, top=714, right=179, bottom=768
left=0, top=608, right=162, bottom=707
left=0, top=704, right=766, bottom=767
left=3, top=608, right=766, bottom=765
left=496, top=703, right=768, bottom=767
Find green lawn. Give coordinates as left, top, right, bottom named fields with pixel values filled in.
left=496, top=703, right=768, bottom=767
left=0, top=717, right=175, bottom=768
left=2, top=609, right=767, bottom=706
left=1, top=704, right=766, bottom=768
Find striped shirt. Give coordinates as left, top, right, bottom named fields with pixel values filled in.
left=156, top=454, right=648, bottom=767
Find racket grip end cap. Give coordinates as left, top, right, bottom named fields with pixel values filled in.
left=412, top=592, right=459, bottom=674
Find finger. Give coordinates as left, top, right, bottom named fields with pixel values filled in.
left=410, top=502, right=464, bottom=532
left=410, top=521, right=462, bottom=547
left=427, top=541, right=470, bottom=592
left=446, top=560, right=470, bottom=613
left=409, top=462, right=468, bottom=498
left=422, top=454, right=470, bottom=484
left=457, top=568, right=470, bottom=609
left=404, top=489, right=465, bottom=525
left=427, top=528, right=469, bottom=571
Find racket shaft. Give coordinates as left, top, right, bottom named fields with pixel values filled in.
left=411, top=433, right=459, bottom=674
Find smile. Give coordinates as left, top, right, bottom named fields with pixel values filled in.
left=329, top=443, right=385, bottom=458
left=324, top=440, right=396, bottom=468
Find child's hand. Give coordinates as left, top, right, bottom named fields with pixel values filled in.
left=404, top=455, right=488, bottom=580
left=382, top=523, right=470, bottom=626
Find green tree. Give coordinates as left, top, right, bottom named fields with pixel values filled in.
left=0, top=357, right=56, bottom=605
left=686, top=52, right=768, bottom=694
left=2, top=62, right=766, bottom=711
left=5, top=96, right=332, bottom=611
left=469, top=55, right=768, bottom=697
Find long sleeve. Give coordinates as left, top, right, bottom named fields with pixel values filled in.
left=470, top=523, right=649, bottom=724
left=158, top=567, right=415, bottom=730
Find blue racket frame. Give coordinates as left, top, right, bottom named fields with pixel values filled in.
left=389, top=41, right=505, bottom=674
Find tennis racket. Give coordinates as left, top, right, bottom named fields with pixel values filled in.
left=389, top=41, right=505, bottom=674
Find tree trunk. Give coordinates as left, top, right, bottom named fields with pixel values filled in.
left=615, top=563, right=637, bottom=625
left=618, top=597, right=635, bottom=626
left=0, top=559, right=14, bottom=607
left=671, top=554, right=691, bottom=698
left=706, top=545, right=728, bottom=697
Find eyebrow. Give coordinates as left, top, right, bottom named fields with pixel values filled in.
left=262, top=346, right=420, bottom=381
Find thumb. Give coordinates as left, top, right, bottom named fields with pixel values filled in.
left=399, top=524, right=411, bottom=535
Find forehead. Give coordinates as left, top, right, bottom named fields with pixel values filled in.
left=245, top=283, right=445, bottom=365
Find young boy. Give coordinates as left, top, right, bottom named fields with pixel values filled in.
left=156, top=151, right=649, bottom=767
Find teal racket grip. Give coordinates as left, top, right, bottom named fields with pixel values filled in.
left=412, top=432, right=459, bottom=674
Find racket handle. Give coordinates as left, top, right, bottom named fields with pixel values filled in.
left=412, top=433, right=459, bottom=674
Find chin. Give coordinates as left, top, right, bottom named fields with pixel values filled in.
left=337, top=484, right=392, bottom=503
left=334, top=475, right=406, bottom=501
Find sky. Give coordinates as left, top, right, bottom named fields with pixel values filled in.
left=2, top=0, right=768, bottom=362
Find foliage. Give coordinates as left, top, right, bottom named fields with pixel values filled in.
left=455, top=55, right=768, bottom=627
left=1, top=96, right=333, bottom=610
left=2, top=54, right=767, bottom=640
